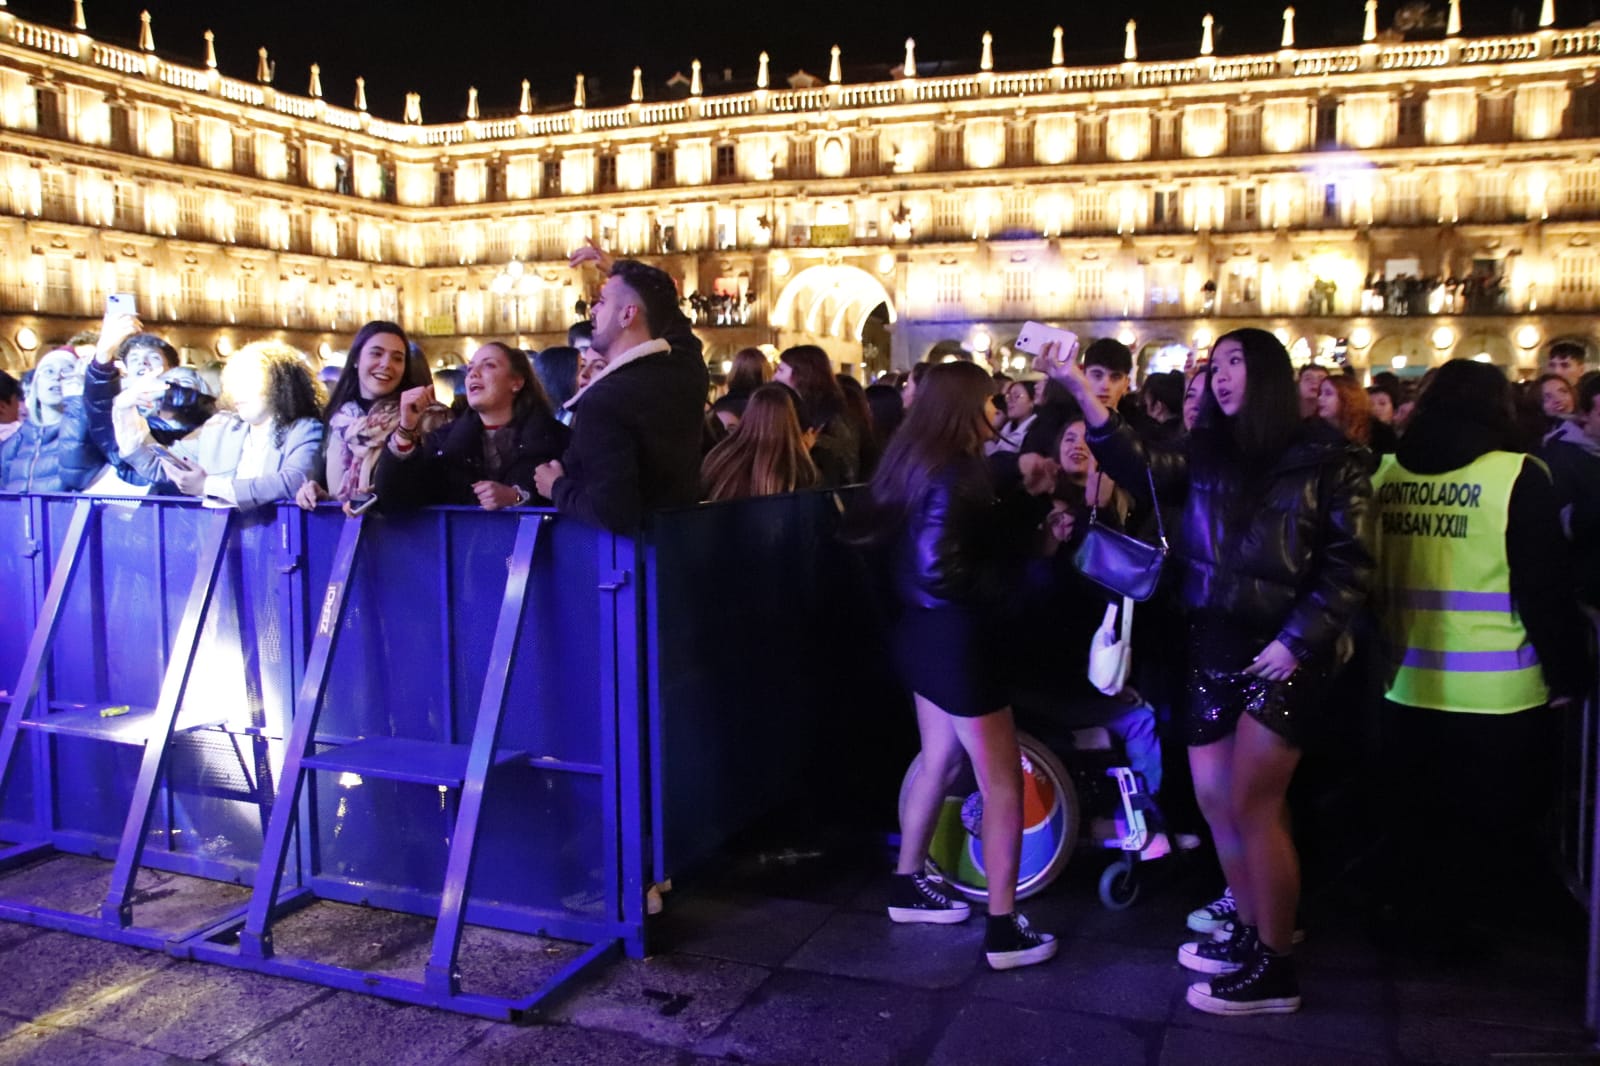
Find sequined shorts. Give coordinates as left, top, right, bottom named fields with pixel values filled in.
left=1184, top=662, right=1328, bottom=748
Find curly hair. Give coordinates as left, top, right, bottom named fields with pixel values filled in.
left=222, top=341, right=327, bottom=447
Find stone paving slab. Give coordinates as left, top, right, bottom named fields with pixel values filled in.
left=457, top=1021, right=726, bottom=1066
left=783, top=909, right=985, bottom=989
left=0, top=932, right=176, bottom=1021
left=693, top=969, right=943, bottom=1066
left=1174, top=971, right=1391, bottom=1056
left=213, top=988, right=492, bottom=1066
left=49, top=960, right=324, bottom=1060
left=650, top=890, right=835, bottom=968
left=0, top=1024, right=188, bottom=1066
left=924, top=999, right=1150, bottom=1066
left=542, top=953, right=771, bottom=1049
left=969, top=936, right=1181, bottom=1024
left=1158, top=1024, right=1394, bottom=1066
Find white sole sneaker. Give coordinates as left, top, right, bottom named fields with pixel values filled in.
left=888, top=904, right=970, bottom=925
left=1177, top=941, right=1246, bottom=975
left=1186, top=981, right=1301, bottom=1016
left=985, top=938, right=1059, bottom=971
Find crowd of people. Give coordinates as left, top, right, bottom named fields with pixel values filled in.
left=1, top=252, right=1594, bottom=1017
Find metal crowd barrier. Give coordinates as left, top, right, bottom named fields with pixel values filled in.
left=0, top=490, right=855, bottom=1019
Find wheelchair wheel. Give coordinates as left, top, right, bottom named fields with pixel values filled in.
left=896, top=730, right=1078, bottom=903
left=1097, top=858, right=1141, bottom=910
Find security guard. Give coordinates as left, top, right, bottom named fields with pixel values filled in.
left=1372, top=359, right=1587, bottom=952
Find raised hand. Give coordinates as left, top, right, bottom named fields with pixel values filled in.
left=568, top=238, right=615, bottom=275
left=398, top=385, right=436, bottom=431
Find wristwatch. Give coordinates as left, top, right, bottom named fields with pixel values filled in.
left=512, top=486, right=531, bottom=507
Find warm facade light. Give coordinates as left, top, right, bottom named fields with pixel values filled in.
left=1515, top=325, right=1541, bottom=350
left=1431, top=325, right=1455, bottom=350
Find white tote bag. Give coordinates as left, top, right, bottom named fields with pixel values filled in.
left=1087, top=596, right=1134, bottom=696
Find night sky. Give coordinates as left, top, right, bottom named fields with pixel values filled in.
left=5, top=0, right=1588, bottom=122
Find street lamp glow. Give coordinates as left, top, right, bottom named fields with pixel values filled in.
left=1473, top=352, right=1493, bottom=363
left=1515, top=325, right=1541, bottom=350
left=1348, top=326, right=1372, bottom=350
left=15, top=327, right=38, bottom=352
left=1431, top=326, right=1455, bottom=350
left=1392, top=355, right=1408, bottom=369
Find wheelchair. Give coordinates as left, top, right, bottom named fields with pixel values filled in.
left=896, top=705, right=1185, bottom=910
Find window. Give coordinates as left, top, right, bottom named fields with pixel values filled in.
left=1001, top=191, right=1033, bottom=235
left=653, top=147, right=675, bottom=186
left=852, top=134, right=879, bottom=174
left=1567, top=84, right=1600, bottom=137
left=936, top=267, right=963, bottom=307
left=1565, top=170, right=1600, bottom=217
left=113, top=183, right=138, bottom=229
left=1152, top=189, right=1179, bottom=230
left=1006, top=122, right=1033, bottom=166
left=789, top=138, right=813, bottom=178
left=1002, top=267, right=1032, bottom=307
left=1078, top=188, right=1106, bottom=230
left=40, top=171, right=68, bottom=219
left=1155, top=114, right=1179, bottom=159
left=174, top=119, right=198, bottom=165
left=34, top=88, right=61, bottom=138
left=1478, top=94, right=1513, bottom=141
left=543, top=158, right=563, bottom=195
left=597, top=154, right=617, bottom=192
left=1322, top=182, right=1340, bottom=222
left=1230, top=185, right=1258, bottom=227
left=437, top=167, right=455, bottom=205
left=1315, top=99, right=1339, bottom=146
left=234, top=203, right=256, bottom=245
left=1473, top=172, right=1506, bottom=220
left=715, top=143, right=737, bottom=181
left=1075, top=264, right=1106, bottom=309
left=285, top=143, right=303, bottom=184
left=45, top=258, right=72, bottom=313
left=936, top=127, right=963, bottom=169
left=1557, top=253, right=1597, bottom=308
left=933, top=195, right=964, bottom=238
left=109, top=104, right=132, bottom=151
left=488, top=162, right=506, bottom=202
left=236, top=273, right=258, bottom=314
left=1397, top=97, right=1425, bottom=143
left=1078, top=119, right=1104, bottom=162
left=179, top=270, right=203, bottom=316
left=232, top=132, right=255, bottom=175
left=1389, top=175, right=1419, bottom=223
left=1228, top=108, right=1261, bottom=154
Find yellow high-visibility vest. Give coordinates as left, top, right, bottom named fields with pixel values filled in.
left=1373, top=450, right=1547, bottom=714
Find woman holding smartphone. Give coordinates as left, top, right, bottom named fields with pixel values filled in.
left=1040, top=329, right=1371, bottom=1015
left=294, top=321, right=441, bottom=514
left=850, top=360, right=1056, bottom=972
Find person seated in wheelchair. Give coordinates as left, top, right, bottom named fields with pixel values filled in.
left=1012, top=416, right=1164, bottom=806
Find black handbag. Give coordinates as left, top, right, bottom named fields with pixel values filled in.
left=1071, top=464, right=1169, bottom=602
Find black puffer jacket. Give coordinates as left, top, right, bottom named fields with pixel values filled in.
left=891, top=455, right=1006, bottom=610
left=1087, top=413, right=1374, bottom=662
left=374, top=410, right=569, bottom=510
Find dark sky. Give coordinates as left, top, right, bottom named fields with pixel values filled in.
left=8, top=0, right=1587, bottom=122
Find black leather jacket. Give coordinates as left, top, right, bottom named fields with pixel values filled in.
left=1087, top=413, right=1374, bottom=662
left=892, top=454, right=1003, bottom=610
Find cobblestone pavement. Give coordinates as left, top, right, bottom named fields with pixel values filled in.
left=0, top=838, right=1589, bottom=1066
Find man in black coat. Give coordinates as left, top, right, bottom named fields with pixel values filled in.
left=535, top=251, right=709, bottom=533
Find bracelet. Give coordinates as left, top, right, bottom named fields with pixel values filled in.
left=395, top=424, right=421, bottom=442
left=512, top=486, right=531, bottom=507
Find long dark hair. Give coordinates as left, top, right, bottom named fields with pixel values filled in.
left=324, top=321, right=425, bottom=416
left=862, top=361, right=994, bottom=530
left=1410, top=359, right=1520, bottom=451
left=533, top=346, right=580, bottom=410
left=727, top=347, right=771, bottom=395
left=480, top=341, right=553, bottom=423
left=1194, top=327, right=1301, bottom=462
left=779, top=345, right=845, bottom=429
left=836, top=373, right=879, bottom=477
left=701, top=384, right=819, bottom=501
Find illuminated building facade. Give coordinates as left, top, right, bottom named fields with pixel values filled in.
left=2, top=1, right=1600, bottom=377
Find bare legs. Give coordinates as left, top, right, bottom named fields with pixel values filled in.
left=896, top=694, right=1024, bottom=914
left=1188, top=714, right=1303, bottom=953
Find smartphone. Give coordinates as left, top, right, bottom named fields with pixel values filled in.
left=1015, top=321, right=1079, bottom=360
left=347, top=493, right=379, bottom=516
left=106, top=292, right=138, bottom=317
left=149, top=444, right=191, bottom=468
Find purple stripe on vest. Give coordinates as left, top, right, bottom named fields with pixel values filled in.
left=1399, top=646, right=1540, bottom=672
left=1397, top=590, right=1514, bottom=613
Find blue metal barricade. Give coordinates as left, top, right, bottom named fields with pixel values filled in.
left=0, top=491, right=854, bottom=1019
